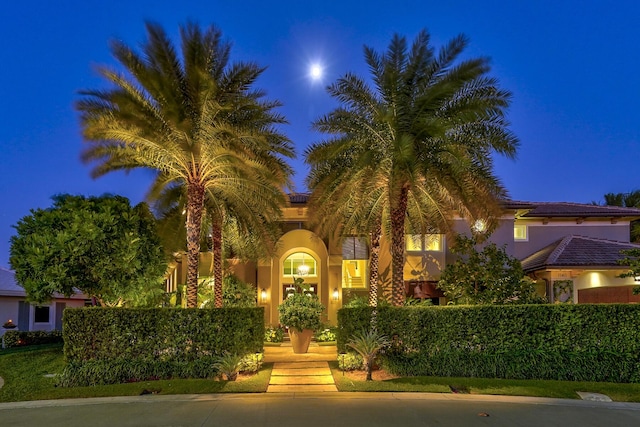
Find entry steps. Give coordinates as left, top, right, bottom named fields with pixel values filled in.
left=267, top=361, right=337, bottom=392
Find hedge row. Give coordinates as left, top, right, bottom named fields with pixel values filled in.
left=63, top=307, right=264, bottom=363
left=2, top=330, right=63, bottom=348
left=338, top=304, right=640, bottom=382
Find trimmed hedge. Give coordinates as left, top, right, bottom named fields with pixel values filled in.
left=64, top=307, right=264, bottom=362
left=2, top=330, right=63, bottom=348
left=338, top=304, right=640, bottom=382
left=60, top=307, right=264, bottom=386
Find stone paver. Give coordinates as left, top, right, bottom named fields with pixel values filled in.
left=264, top=344, right=338, bottom=393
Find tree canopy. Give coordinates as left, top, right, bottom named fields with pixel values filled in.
left=437, top=236, right=545, bottom=305
left=9, top=194, right=167, bottom=306
left=77, top=22, right=293, bottom=307
left=306, top=29, right=517, bottom=306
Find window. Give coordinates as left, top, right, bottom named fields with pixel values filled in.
left=405, top=234, right=443, bottom=252
left=34, top=306, right=50, bottom=323
left=514, top=224, right=528, bottom=241
left=342, top=259, right=367, bottom=288
left=283, top=252, right=317, bottom=277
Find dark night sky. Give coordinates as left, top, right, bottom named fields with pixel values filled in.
left=1, top=1, right=639, bottom=267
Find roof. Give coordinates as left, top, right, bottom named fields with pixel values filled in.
left=515, top=202, right=640, bottom=218
left=521, top=235, right=640, bottom=272
left=288, top=193, right=310, bottom=204
left=0, top=267, right=88, bottom=299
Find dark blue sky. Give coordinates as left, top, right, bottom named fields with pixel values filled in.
left=1, top=1, right=639, bottom=267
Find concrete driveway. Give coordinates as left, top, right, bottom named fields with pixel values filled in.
left=1, top=392, right=639, bottom=427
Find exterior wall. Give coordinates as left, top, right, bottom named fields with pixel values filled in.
left=514, top=219, right=631, bottom=259
left=573, top=269, right=638, bottom=303
left=0, top=297, right=86, bottom=336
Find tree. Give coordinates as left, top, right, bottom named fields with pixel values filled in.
left=77, top=22, right=293, bottom=308
left=617, top=248, right=640, bottom=295
left=437, top=236, right=545, bottom=305
left=598, top=190, right=640, bottom=242
left=9, top=195, right=167, bottom=306
left=306, top=30, right=517, bottom=306
left=153, top=184, right=283, bottom=307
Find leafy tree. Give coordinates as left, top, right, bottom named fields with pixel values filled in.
left=306, top=29, right=517, bottom=306
left=437, top=236, right=545, bottom=305
left=77, top=22, right=293, bottom=308
left=9, top=195, right=167, bottom=306
left=617, top=248, right=640, bottom=295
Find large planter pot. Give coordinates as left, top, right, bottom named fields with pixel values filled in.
left=289, top=328, right=314, bottom=354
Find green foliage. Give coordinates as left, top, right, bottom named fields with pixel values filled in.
left=314, top=325, right=337, bottom=342
left=438, top=236, right=545, bottom=305
left=2, top=330, right=63, bottom=348
left=337, top=352, right=364, bottom=371
left=277, top=291, right=325, bottom=332
left=264, top=325, right=284, bottom=343
left=347, top=329, right=391, bottom=380
left=9, top=194, right=167, bottom=306
left=601, top=190, right=640, bottom=242
left=339, top=305, right=640, bottom=382
left=222, top=275, right=257, bottom=308
left=306, top=29, right=517, bottom=307
left=213, top=352, right=244, bottom=381
left=64, top=307, right=264, bottom=362
left=618, top=248, right=640, bottom=282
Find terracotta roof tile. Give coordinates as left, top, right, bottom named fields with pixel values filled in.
left=516, top=202, right=640, bottom=218
left=521, top=236, right=640, bottom=272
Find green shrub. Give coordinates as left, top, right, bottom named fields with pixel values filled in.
left=314, top=325, right=337, bottom=342
left=278, top=293, right=324, bottom=332
left=264, top=325, right=284, bottom=343
left=337, top=352, right=364, bottom=371
left=338, top=304, right=640, bottom=382
left=3, top=330, right=63, bottom=348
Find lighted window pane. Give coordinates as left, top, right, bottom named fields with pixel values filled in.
left=342, top=260, right=367, bottom=288
left=283, top=252, right=317, bottom=277
left=514, top=224, right=527, bottom=241
left=405, top=234, right=422, bottom=251
left=425, top=234, right=442, bottom=251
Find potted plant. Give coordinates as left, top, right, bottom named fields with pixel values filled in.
left=277, top=278, right=325, bottom=353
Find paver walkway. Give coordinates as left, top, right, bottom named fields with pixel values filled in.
left=264, top=343, right=338, bottom=393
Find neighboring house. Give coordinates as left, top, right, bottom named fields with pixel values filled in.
left=0, top=267, right=88, bottom=336
left=166, top=196, right=640, bottom=326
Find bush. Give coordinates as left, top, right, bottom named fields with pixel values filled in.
left=314, top=325, right=337, bottom=342
left=264, top=325, right=284, bottom=343
left=338, top=304, right=640, bottom=382
left=337, top=352, right=364, bottom=371
left=3, top=330, right=63, bottom=348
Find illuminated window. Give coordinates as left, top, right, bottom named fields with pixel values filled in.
left=514, top=224, right=528, bottom=241
left=283, top=252, right=317, bottom=277
left=405, top=234, right=442, bottom=252
left=342, top=259, right=367, bottom=288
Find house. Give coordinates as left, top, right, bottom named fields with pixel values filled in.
left=168, top=196, right=640, bottom=326
left=0, top=267, right=88, bottom=336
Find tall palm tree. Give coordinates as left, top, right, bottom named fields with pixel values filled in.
left=153, top=182, right=284, bottom=307
left=78, top=22, right=293, bottom=307
left=306, top=30, right=517, bottom=306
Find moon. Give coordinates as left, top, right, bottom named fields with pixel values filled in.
left=309, top=63, right=323, bottom=81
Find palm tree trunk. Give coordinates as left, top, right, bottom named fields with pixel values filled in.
left=368, top=224, right=381, bottom=307
left=185, top=182, right=205, bottom=308
left=212, top=220, right=223, bottom=308
left=390, top=188, right=408, bottom=307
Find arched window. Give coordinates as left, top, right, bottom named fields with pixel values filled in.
left=283, top=252, right=317, bottom=277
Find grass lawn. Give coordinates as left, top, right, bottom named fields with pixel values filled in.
left=0, top=344, right=271, bottom=402
left=329, top=361, right=640, bottom=402
left=4, top=345, right=640, bottom=403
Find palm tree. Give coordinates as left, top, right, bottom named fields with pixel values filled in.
left=153, top=182, right=284, bottom=307
left=601, top=190, right=640, bottom=242
left=77, top=22, right=293, bottom=307
left=306, top=30, right=517, bottom=306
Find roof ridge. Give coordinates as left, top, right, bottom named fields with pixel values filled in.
left=569, top=235, right=640, bottom=247
left=546, top=235, right=574, bottom=264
